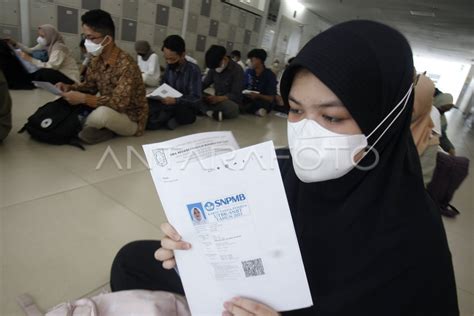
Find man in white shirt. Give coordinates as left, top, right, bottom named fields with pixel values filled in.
left=135, top=40, right=160, bottom=86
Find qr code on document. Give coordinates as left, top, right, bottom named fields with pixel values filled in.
left=242, top=258, right=265, bottom=277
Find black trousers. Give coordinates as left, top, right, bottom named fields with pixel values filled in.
left=30, top=68, right=75, bottom=85
left=146, top=99, right=197, bottom=130
left=0, top=39, right=34, bottom=89
left=110, top=240, right=185, bottom=295
left=241, top=96, right=273, bottom=113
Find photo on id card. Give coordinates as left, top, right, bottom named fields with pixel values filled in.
left=185, top=192, right=266, bottom=282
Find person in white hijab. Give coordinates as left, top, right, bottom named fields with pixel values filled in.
left=191, top=208, right=206, bottom=225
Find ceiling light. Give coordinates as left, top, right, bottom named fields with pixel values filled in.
left=292, top=1, right=305, bottom=12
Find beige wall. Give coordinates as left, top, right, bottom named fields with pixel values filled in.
left=1, top=0, right=263, bottom=69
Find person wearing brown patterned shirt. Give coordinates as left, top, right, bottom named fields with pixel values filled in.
left=56, top=9, right=148, bottom=144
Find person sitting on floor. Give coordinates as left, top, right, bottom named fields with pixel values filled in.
left=410, top=73, right=438, bottom=187
left=0, top=70, right=12, bottom=141
left=434, top=92, right=456, bottom=156
left=230, top=50, right=246, bottom=70
left=135, top=40, right=160, bottom=87
left=110, top=21, right=459, bottom=316
left=274, top=57, right=294, bottom=113
left=56, top=9, right=148, bottom=144
left=9, top=24, right=79, bottom=84
left=242, top=48, right=277, bottom=117
left=201, top=45, right=243, bottom=121
left=6, top=35, right=48, bottom=62
left=146, top=35, right=201, bottom=130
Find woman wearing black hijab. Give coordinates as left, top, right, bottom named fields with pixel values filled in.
left=110, top=20, right=459, bottom=316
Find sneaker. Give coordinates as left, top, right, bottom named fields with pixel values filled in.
left=206, top=110, right=223, bottom=121
left=166, top=118, right=179, bottom=130
left=213, top=111, right=223, bottom=122
left=255, top=108, right=268, bottom=117
left=78, top=126, right=114, bottom=144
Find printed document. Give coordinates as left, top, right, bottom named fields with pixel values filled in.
left=147, top=83, right=183, bottom=100
left=14, top=49, right=40, bottom=73
left=32, top=81, right=62, bottom=95
left=143, top=132, right=313, bottom=316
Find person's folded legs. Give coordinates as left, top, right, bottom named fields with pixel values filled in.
left=79, top=106, right=138, bottom=144
left=213, top=99, right=239, bottom=120
left=110, top=240, right=185, bottom=295
left=78, top=127, right=115, bottom=144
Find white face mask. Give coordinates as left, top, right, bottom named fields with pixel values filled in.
left=288, top=84, right=414, bottom=183
left=36, top=36, right=47, bottom=47
left=215, top=60, right=227, bottom=73
left=288, top=119, right=368, bottom=183
left=84, top=36, right=108, bottom=56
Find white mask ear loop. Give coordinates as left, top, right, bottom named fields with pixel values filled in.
left=363, top=84, right=414, bottom=156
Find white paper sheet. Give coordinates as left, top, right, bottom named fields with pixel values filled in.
left=14, top=49, right=40, bottom=74
left=242, top=89, right=260, bottom=95
left=147, top=83, right=183, bottom=100
left=143, top=132, right=313, bottom=316
left=32, top=81, right=62, bottom=95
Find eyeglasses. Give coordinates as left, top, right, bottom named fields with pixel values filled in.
left=81, top=33, right=105, bottom=43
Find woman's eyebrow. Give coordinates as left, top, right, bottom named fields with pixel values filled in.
left=288, top=95, right=343, bottom=108
left=288, top=95, right=303, bottom=106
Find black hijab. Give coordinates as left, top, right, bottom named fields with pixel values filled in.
left=279, top=20, right=458, bottom=315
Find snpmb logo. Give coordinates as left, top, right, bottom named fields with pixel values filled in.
left=214, top=193, right=246, bottom=207
left=204, top=201, right=215, bottom=211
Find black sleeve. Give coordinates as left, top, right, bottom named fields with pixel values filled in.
left=276, top=148, right=291, bottom=176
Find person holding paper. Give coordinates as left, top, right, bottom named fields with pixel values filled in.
left=135, top=40, right=161, bottom=87
left=242, top=49, right=277, bottom=117
left=110, top=21, right=458, bottom=316
left=146, top=35, right=202, bottom=130
left=8, top=24, right=80, bottom=84
left=5, top=37, right=48, bottom=62
left=56, top=9, right=148, bottom=144
left=201, top=45, right=243, bottom=121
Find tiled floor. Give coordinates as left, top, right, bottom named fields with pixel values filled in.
left=1, top=89, right=472, bottom=315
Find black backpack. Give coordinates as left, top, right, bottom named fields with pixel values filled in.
left=19, top=98, right=85, bottom=150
